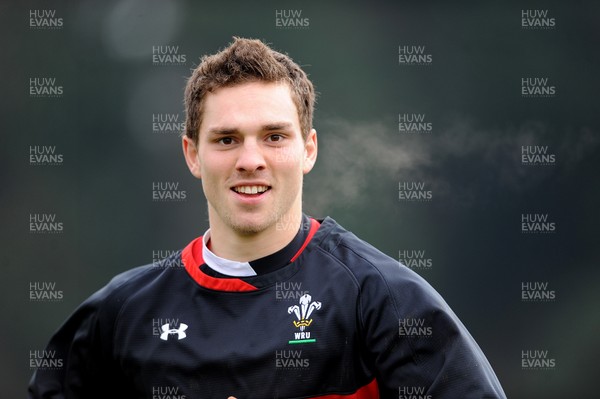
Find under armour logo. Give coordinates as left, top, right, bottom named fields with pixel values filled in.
left=160, top=323, right=188, bottom=341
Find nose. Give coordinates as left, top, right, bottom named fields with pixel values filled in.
left=235, top=139, right=266, bottom=173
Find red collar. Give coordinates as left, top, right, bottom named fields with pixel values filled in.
left=182, top=219, right=320, bottom=292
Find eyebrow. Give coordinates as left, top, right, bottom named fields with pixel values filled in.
left=263, top=122, right=293, bottom=131
left=207, top=122, right=294, bottom=135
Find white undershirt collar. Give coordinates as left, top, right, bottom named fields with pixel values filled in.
left=202, top=229, right=257, bottom=277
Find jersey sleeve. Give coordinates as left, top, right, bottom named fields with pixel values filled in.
left=353, top=247, right=507, bottom=398
left=27, top=268, right=140, bottom=399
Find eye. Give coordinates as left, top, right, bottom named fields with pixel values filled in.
left=218, top=137, right=234, bottom=145
left=268, top=134, right=283, bottom=142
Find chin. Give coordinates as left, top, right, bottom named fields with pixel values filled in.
left=227, top=214, right=274, bottom=236
left=229, top=222, right=269, bottom=236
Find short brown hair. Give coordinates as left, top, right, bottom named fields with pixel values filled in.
left=184, top=37, right=316, bottom=142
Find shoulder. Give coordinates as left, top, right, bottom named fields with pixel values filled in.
left=314, top=217, right=406, bottom=278
left=84, top=250, right=184, bottom=313
left=313, top=217, right=443, bottom=306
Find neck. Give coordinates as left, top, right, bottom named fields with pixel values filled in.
left=208, top=212, right=303, bottom=262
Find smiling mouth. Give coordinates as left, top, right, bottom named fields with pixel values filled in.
left=231, top=185, right=271, bottom=195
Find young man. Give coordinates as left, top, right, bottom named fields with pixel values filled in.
left=29, top=38, right=506, bottom=398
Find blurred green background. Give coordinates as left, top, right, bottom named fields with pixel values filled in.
left=1, top=0, right=599, bottom=397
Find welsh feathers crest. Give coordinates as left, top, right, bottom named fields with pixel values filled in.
left=287, top=293, right=321, bottom=331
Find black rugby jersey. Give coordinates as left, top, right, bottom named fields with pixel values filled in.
left=28, top=216, right=506, bottom=398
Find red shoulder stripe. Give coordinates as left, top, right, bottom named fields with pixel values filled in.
left=309, top=379, right=379, bottom=399
left=290, top=218, right=321, bottom=263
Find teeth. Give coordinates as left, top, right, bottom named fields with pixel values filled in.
left=234, top=185, right=269, bottom=194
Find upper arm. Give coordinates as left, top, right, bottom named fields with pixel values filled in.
left=356, top=255, right=506, bottom=398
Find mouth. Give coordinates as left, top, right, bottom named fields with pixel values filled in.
left=231, top=185, right=271, bottom=197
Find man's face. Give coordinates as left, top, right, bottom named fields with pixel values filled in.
left=183, top=81, right=317, bottom=236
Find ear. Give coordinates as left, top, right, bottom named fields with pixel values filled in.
left=302, top=128, right=318, bottom=174
left=182, top=135, right=202, bottom=179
